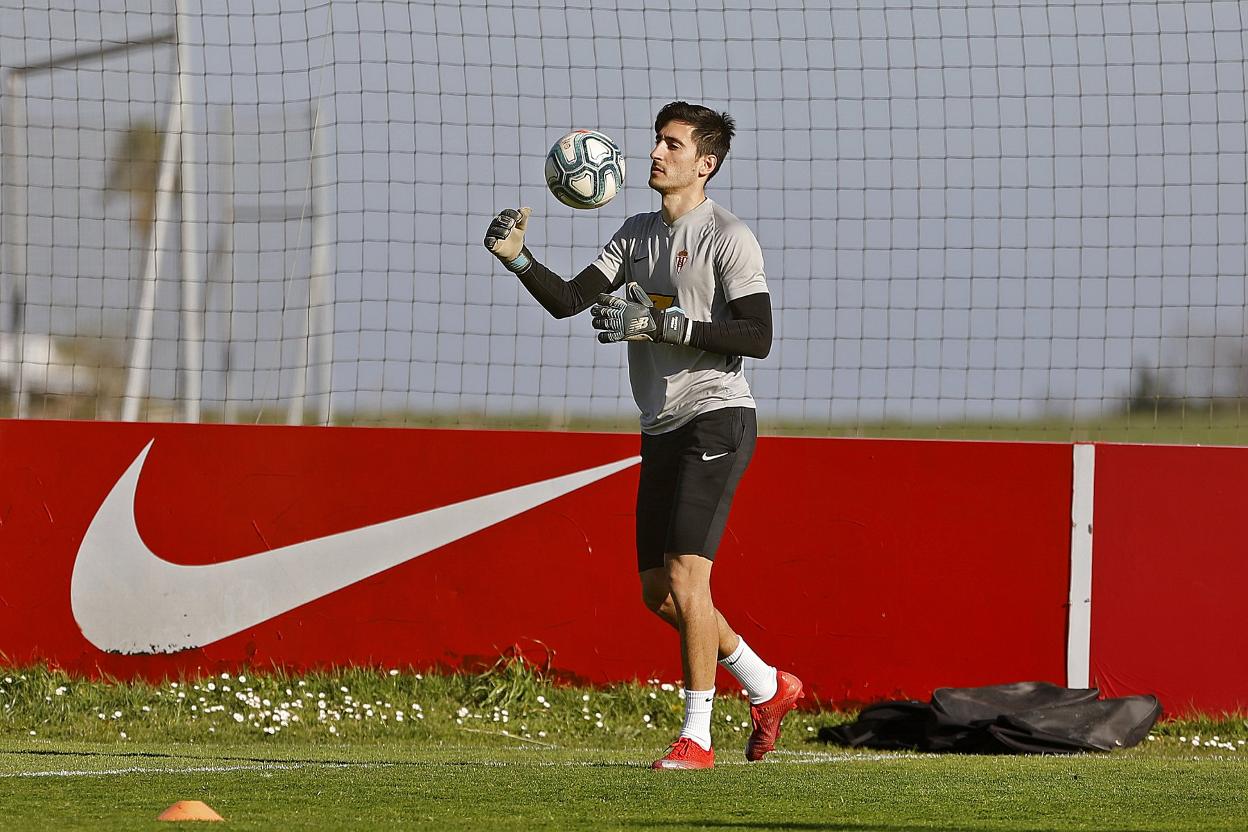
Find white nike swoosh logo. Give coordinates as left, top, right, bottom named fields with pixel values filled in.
left=701, top=451, right=729, bottom=461
left=70, top=441, right=640, bottom=655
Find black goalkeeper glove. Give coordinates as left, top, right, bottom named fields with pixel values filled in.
left=484, top=207, right=533, bottom=273
left=591, top=282, right=691, bottom=345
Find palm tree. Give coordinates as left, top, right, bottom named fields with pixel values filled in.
left=104, top=120, right=169, bottom=245
left=84, top=119, right=175, bottom=418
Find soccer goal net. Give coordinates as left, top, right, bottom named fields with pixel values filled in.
left=2, top=0, right=1246, bottom=442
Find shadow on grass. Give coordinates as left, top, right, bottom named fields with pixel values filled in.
left=694, top=824, right=1146, bottom=832
left=1, top=747, right=401, bottom=767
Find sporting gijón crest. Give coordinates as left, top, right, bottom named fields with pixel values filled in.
left=676, top=249, right=688, bottom=271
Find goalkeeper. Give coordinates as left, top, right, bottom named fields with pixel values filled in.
left=484, top=102, right=801, bottom=771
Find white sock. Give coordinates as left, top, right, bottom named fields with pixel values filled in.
left=678, top=688, right=715, bottom=751
left=719, top=638, right=778, bottom=704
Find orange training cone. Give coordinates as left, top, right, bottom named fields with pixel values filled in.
left=157, top=800, right=224, bottom=822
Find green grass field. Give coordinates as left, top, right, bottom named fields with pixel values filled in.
left=4, top=739, right=1246, bottom=831
left=1, top=665, right=1245, bottom=830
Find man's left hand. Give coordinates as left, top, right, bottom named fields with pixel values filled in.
left=591, top=282, right=690, bottom=344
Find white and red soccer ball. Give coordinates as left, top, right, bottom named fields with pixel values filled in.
left=545, top=129, right=625, bottom=210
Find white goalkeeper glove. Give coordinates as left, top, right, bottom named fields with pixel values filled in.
left=484, top=207, right=533, bottom=273
left=591, top=282, right=691, bottom=345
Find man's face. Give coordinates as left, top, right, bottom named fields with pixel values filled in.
left=649, top=120, right=715, bottom=194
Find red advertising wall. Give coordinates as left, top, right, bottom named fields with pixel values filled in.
left=0, top=419, right=1074, bottom=705
left=1090, top=443, right=1248, bottom=714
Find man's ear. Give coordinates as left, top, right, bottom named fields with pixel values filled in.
left=699, top=154, right=718, bottom=178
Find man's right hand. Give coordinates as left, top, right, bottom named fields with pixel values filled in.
left=484, top=207, right=533, bottom=272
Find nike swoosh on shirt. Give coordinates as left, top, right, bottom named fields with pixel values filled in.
left=70, top=441, right=640, bottom=655
left=701, top=451, right=729, bottom=461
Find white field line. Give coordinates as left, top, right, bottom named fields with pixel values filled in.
left=0, top=761, right=391, bottom=778
left=767, top=750, right=930, bottom=763
left=0, top=749, right=918, bottom=778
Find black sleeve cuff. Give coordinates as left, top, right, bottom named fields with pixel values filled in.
left=687, top=292, right=773, bottom=359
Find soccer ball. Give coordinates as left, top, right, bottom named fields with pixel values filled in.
left=545, top=129, right=625, bottom=210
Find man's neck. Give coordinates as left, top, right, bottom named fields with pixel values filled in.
left=661, top=189, right=708, bottom=225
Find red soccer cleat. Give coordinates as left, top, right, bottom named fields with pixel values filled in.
left=651, top=737, right=715, bottom=770
left=746, top=670, right=804, bottom=761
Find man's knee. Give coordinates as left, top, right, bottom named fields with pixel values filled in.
left=639, top=569, right=675, bottom=618
left=665, top=554, right=713, bottom=608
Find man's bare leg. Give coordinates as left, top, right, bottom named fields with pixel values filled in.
left=641, top=562, right=801, bottom=762
left=641, top=564, right=777, bottom=699
left=663, top=554, right=720, bottom=691
left=642, top=554, right=719, bottom=759
left=640, top=565, right=739, bottom=661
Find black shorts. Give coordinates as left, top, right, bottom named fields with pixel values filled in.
left=635, top=406, right=757, bottom=572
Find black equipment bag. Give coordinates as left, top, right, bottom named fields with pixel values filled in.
left=819, top=681, right=1161, bottom=754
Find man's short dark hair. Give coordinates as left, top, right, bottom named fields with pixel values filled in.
left=655, top=102, right=736, bottom=181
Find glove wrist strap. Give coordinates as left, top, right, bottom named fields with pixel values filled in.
left=503, top=247, right=532, bottom=274
left=661, top=309, right=692, bottom=345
